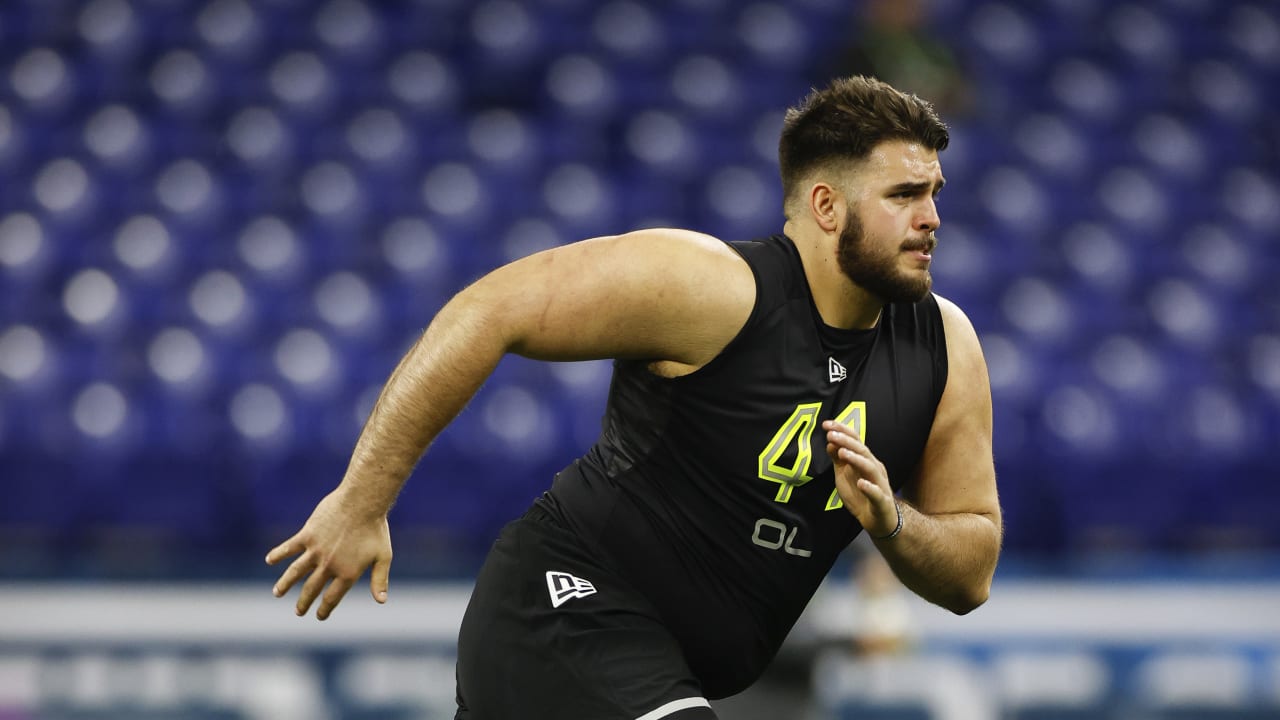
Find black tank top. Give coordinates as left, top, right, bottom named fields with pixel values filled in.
left=538, top=233, right=948, bottom=698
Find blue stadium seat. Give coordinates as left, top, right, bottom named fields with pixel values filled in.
left=1, top=0, right=1278, bottom=569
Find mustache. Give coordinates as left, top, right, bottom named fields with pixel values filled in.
left=902, top=233, right=937, bottom=253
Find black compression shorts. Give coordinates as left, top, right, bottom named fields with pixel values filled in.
left=455, top=504, right=718, bottom=720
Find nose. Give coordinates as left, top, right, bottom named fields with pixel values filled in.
left=916, top=196, right=940, bottom=232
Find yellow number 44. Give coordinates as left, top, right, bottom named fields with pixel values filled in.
left=757, top=400, right=865, bottom=509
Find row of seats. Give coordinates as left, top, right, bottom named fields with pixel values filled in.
left=1, top=0, right=1278, bottom=563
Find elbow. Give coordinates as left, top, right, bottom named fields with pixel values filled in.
left=944, top=580, right=992, bottom=616
left=948, top=589, right=988, bottom=616
left=945, top=518, right=1002, bottom=615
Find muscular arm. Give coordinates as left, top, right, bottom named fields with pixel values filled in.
left=338, top=229, right=754, bottom=517
left=826, top=295, right=1001, bottom=615
left=268, top=228, right=755, bottom=618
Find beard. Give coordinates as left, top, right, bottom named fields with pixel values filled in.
left=836, top=208, right=935, bottom=304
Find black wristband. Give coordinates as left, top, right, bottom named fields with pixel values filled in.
left=873, top=500, right=903, bottom=541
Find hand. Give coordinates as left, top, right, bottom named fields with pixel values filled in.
left=265, top=490, right=393, bottom=620
left=824, top=420, right=899, bottom=538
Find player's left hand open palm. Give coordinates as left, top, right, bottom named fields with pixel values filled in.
left=824, top=420, right=898, bottom=537
left=265, top=490, right=393, bottom=620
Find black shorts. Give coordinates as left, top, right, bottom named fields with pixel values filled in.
left=455, top=503, right=718, bottom=720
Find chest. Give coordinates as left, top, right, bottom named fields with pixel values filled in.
left=677, top=317, right=939, bottom=507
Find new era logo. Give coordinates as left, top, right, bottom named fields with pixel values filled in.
left=546, top=571, right=597, bottom=608
left=828, top=357, right=847, bottom=383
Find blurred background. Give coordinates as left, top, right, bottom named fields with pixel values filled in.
left=0, top=0, right=1277, bottom=718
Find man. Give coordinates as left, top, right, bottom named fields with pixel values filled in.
left=267, top=75, right=1002, bottom=719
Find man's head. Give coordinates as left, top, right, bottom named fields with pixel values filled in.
left=779, top=76, right=948, bottom=210
left=779, top=76, right=949, bottom=303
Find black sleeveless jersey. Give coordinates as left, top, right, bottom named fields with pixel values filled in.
left=537, top=233, right=948, bottom=698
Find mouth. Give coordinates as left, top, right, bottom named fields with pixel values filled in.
left=902, top=245, right=934, bottom=262
left=902, top=236, right=937, bottom=261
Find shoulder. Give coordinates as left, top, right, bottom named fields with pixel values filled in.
left=472, top=226, right=758, bottom=368
left=595, top=228, right=758, bottom=375
left=587, top=228, right=752, bottom=283
left=931, top=294, right=981, bottom=356
left=614, top=227, right=740, bottom=258
left=607, top=227, right=756, bottom=305
left=605, top=228, right=756, bottom=370
left=504, top=227, right=753, bottom=300
left=929, top=293, right=990, bottom=396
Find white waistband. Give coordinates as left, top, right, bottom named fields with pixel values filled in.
left=635, top=696, right=712, bottom=720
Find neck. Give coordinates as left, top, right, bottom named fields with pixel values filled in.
left=783, top=220, right=884, bottom=330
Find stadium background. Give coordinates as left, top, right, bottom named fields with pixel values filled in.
left=0, top=0, right=1277, bottom=718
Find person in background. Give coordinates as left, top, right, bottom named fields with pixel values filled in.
left=829, top=0, right=974, bottom=117
left=852, top=548, right=916, bottom=657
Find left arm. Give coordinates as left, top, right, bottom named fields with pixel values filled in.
left=825, top=295, right=1002, bottom=614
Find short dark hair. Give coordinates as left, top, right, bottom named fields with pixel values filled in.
left=778, top=76, right=949, bottom=210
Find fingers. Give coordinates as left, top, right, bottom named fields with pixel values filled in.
left=296, top=563, right=331, bottom=617
left=856, top=477, right=888, bottom=503
left=273, top=552, right=317, bottom=599
left=824, top=420, right=897, bottom=534
left=317, top=576, right=355, bottom=621
left=828, top=443, right=877, bottom=476
left=370, top=555, right=391, bottom=604
left=277, top=554, right=367, bottom=620
left=829, top=438, right=870, bottom=466
left=265, top=534, right=305, bottom=566
left=825, top=424, right=881, bottom=472
left=832, top=448, right=886, bottom=503
left=823, top=421, right=866, bottom=454
left=266, top=507, right=392, bottom=619
left=826, top=421, right=892, bottom=505
left=822, top=419, right=855, bottom=434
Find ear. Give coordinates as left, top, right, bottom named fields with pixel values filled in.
left=809, top=182, right=843, bottom=234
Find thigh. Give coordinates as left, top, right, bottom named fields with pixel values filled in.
left=455, top=511, right=715, bottom=720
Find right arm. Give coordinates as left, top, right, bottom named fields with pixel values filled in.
left=341, top=228, right=755, bottom=516
left=267, top=228, right=755, bottom=619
